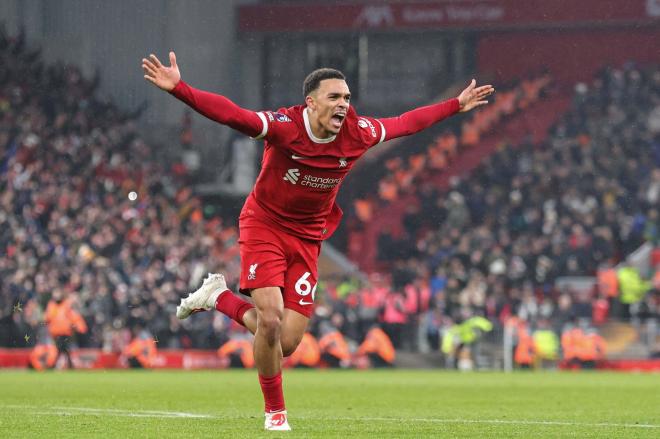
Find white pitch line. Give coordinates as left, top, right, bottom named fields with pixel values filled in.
left=347, top=416, right=660, bottom=429
left=52, top=406, right=213, bottom=418
left=3, top=405, right=658, bottom=429
left=2, top=405, right=213, bottom=419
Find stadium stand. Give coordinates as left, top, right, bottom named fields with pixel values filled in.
left=1, top=28, right=658, bottom=370
left=0, top=28, right=240, bottom=350
left=335, top=63, right=660, bottom=357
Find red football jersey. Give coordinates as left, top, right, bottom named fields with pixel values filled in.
left=241, top=105, right=385, bottom=241
left=170, top=80, right=459, bottom=242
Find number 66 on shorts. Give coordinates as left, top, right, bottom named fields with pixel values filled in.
left=295, top=272, right=317, bottom=306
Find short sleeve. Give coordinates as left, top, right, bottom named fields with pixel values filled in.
left=355, top=115, right=387, bottom=148
left=254, top=109, right=298, bottom=145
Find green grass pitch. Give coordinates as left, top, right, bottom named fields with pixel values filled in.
left=0, top=370, right=658, bottom=438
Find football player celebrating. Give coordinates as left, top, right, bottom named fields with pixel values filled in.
left=142, top=51, right=493, bottom=431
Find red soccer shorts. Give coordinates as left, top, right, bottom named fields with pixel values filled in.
left=238, top=222, right=321, bottom=318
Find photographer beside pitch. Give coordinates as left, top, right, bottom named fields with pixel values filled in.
left=142, top=51, right=493, bottom=431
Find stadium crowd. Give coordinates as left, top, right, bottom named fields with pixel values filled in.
left=0, top=27, right=240, bottom=350
left=360, top=63, right=660, bottom=348
left=1, top=28, right=658, bottom=366
left=371, top=73, right=551, bottom=204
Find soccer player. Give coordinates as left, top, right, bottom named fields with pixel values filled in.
left=142, top=51, right=493, bottom=431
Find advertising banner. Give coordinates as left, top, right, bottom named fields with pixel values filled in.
left=239, top=0, right=659, bottom=33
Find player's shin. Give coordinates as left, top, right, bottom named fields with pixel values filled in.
left=214, top=291, right=255, bottom=327
left=258, top=371, right=286, bottom=413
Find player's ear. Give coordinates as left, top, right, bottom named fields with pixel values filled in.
left=305, top=95, right=315, bottom=111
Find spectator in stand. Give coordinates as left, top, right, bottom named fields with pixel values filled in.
left=381, top=290, right=407, bottom=349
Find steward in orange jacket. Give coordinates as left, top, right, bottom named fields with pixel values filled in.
left=218, top=336, right=254, bottom=368
left=561, top=326, right=585, bottom=368
left=357, top=326, right=396, bottom=367
left=123, top=329, right=157, bottom=368
left=29, top=341, right=58, bottom=371
left=514, top=322, right=535, bottom=369
left=318, top=325, right=351, bottom=368
left=44, top=290, right=88, bottom=369
left=579, top=331, right=607, bottom=369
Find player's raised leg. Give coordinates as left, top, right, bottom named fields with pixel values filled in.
left=176, top=274, right=307, bottom=358
left=176, top=273, right=227, bottom=319
left=177, top=273, right=255, bottom=324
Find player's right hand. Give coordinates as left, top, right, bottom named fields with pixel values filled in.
left=142, top=51, right=180, bottom=91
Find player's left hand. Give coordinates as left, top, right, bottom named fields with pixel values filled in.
left=457, top=79, right=495, bottom=113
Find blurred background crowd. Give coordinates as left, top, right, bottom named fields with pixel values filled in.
left=1, top=19, right=659, bottom=368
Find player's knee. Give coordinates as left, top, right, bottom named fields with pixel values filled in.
left=257, top=309, right=283, bottom=343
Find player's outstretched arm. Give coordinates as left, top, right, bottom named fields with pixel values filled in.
left=377, top=79, right=494, bottom=141
left=457, top=79, right=495, bottom=113
left=142, top=51, right=263, bottom=138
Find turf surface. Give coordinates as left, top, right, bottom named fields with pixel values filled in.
left=0, top=369, right=658, bottom=438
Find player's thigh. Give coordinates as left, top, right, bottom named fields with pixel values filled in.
left=282, top=239, right=321, bottom=319
left=280, top=308, right=310, bottom=357
left=251, top=286, right=285, bottom=330
left=238, top=225, right=287, bottom=295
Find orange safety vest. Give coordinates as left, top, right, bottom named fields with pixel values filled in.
left=579, top=333, right=607, bottom=361
left=217, top=338, right=254, bottom=368
left=30, top=344, right=58, bottom=371
left=357, top=327, right=396, bottom=364
left=514, top=325, right=534, bottom=366
left=123, top=337, right=157, bottom=368
left=561, top=328, right=585, bottom=361
left=597, top=268, right=619, bottom=298
left=318, top=330, right=350, bottom=361
left=44, top=299, right=88, bottom=337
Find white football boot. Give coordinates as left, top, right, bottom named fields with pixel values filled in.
left=264, top=410, right=291, bottom=431
left=176, top=273, right=227, bottom=320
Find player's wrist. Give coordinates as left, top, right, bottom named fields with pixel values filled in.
left=168, top=79, right=184, bottom=94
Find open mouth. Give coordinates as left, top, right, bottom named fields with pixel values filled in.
left=330, top=113, right=345, bottom=129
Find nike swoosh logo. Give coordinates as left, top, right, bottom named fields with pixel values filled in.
left=299, top=299, right=314, bottom=306
left=291, top=154, right=310, bottom=160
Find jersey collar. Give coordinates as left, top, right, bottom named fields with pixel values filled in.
left=303, top=107, right=336, bottom=144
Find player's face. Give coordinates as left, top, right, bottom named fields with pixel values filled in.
left=307, top=79, right=351, bottom=137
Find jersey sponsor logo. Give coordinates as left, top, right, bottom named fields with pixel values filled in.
left=283, top=168, right=341, bottom=189
left=283, top=168, right=300, bottom=184
left=358, top=117, right=377, bottom=138
left=339, top=157, right=348, bottom=168
left=302, top=174, right=341, bottom=189
left=274, top=112, right=291, bottom=122
left=247, top=263, right=258, bottom=280
left=291, top=154, right=310, bottom=160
